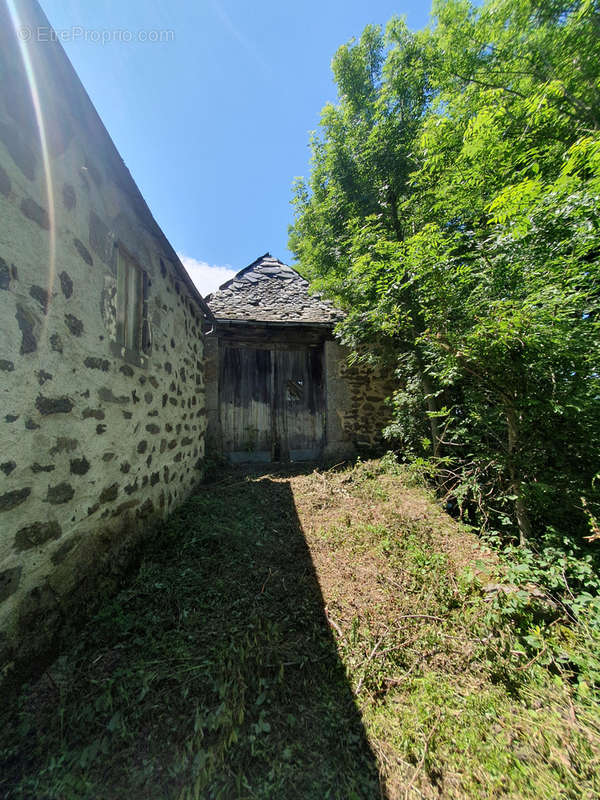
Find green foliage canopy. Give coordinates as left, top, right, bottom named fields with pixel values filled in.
left=290, top=0, right=600, bottom=551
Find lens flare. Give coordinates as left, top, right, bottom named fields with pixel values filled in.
left=7, top=0, right=56, bottom=329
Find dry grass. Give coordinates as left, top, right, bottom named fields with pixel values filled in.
left=283, top=461, right=599, bottom=799
left=1, top=459, right=598, bottom=799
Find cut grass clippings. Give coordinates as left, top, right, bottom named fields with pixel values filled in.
left=1, top=459, right=599, bottom=799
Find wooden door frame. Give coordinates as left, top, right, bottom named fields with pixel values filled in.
left=215, top=324, right=331, bottom=463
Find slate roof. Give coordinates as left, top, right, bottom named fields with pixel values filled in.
left=204, top=253, right=343, bottom=324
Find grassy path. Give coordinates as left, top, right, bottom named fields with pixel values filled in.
left=1, top=461, right=598, bottom=798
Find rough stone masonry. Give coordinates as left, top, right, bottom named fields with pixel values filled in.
left=0, top=0, right=211, bottom=682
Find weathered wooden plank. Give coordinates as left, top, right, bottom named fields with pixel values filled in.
left=219, top=341, right=326, bottom=462
left=220, top=347, right=272, bottom=457
left=216, top=323, right=331, bottom=348
left=273, top=348, right=325, bottom=461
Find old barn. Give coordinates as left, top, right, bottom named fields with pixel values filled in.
left=204, top=254, right=394, bottom=463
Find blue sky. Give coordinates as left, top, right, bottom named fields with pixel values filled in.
left=41, top=0, right=432, bottom=294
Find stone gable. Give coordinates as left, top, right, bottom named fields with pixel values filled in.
left=205, top=253, right=343, bottom=324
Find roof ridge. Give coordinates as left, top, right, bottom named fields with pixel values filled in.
left=214, top=252, right=292, bottom=293
left=204, top=252, right=343, bottom=324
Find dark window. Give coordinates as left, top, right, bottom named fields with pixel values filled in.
left=116, top=247, right=151, bottom=355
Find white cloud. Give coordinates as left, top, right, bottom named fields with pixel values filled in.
left=177, top=253, right=237, bottom=297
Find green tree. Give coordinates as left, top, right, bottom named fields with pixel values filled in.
left=290, top=0, right=600, bottom=547
left=290, top=20, right=445, bottom=453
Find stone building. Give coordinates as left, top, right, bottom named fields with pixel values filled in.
left=0, top=0, right=212, bottom=679
left=204, top=254, right=394, bottom=462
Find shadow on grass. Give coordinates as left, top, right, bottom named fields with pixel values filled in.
left=0, top=474, right=382, bottom=799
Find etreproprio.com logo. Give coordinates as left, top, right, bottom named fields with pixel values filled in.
left=18, top=25, right=175, bottom=44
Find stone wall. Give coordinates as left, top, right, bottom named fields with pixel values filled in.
left=324, top=341, right=395, bottom=458
left=0, top=0, right=207, bottom=681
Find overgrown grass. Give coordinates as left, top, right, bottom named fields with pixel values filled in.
left=0, top=476, right=379, bottom=799
left=1, top=460, right=599, bottom=798
left=316, top=460, right=600, bottom=798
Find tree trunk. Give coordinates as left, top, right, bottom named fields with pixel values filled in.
left=387, top=188, right=404, bottom=243
left=505, top=403, right=532, bottom=545
left=410, top=335, right=442, bottom=459
left=421, top=370, right=442, bottom=458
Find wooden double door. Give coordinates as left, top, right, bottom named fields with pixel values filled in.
left=219, top=345, right=325, bottom=462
